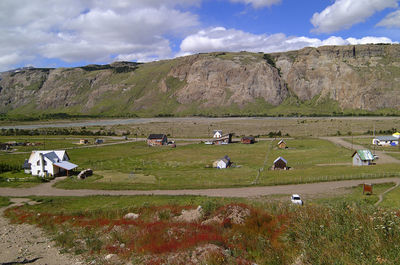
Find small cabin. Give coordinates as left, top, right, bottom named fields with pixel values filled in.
left=79, top=139, right=89, bottom=145
left=94, top=139, right=104, bottom=144
left=352, top=150, right=375, bottom=166
left=215, top=155, right=231, bottom=169
left=147, top=134, right=168, bottom=146
left=277, top=140, right=287, bottom=149
left=241, top=136, right=255, bottom=144
left=273, top=156, right=288, bottom=170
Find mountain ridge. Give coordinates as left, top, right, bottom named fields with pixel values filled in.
left=1, top=44, right=400, bottom=119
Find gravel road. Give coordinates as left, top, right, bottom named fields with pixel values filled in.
left=0, top=198, right=84, bottom=265
left=0, top=177, right=399, bottom=198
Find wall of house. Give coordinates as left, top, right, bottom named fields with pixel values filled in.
left=274, top=160, right=287, bottom=169
left=31, top=156, right=55, bottom=176
left=352, top=154, right=371, bottom=166
left=217, top=160, right=227, bottom=169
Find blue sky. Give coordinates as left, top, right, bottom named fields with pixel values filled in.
left=1, top=0, right=400, bottom=71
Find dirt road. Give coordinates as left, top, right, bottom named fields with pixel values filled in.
left=0, top=177, right=399, bottom=198
left=320, top=137, right=400, bottom=164
left=0, top=198, right=84, bottom=265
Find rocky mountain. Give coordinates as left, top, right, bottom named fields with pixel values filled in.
left=1, top=44, right=400, bottom=118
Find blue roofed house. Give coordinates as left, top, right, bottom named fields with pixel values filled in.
left=27, top=150, right=78, bottom=177
left=352, top=150, right=375, bottom=166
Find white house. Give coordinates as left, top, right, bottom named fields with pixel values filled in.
left=372, top=136, right=398, bottom=146
left=27, top=150, right=78, bottom=177
left=216, top=155, right=231, bottom=169
left=352, top=150, right=375, bottom=166
left=213, top=130, right=223, bottom=138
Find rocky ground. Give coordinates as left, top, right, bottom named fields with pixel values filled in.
left=0, top=198, right=84, bottom=265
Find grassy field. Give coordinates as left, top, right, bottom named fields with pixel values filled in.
left=0, top=135, right=121, bottom=153
left=0, top=196, right=10, bottom=207
left=1, top=137, right=399, bottom=190
left=5, top=187, right=400, bottom=265
left=379, top=185, right=400, bottom=208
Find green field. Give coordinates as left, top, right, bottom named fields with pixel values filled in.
left=1, top=136, right=399, bottom=189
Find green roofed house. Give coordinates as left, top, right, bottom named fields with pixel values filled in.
left=352, top=150, right=375, bottom=166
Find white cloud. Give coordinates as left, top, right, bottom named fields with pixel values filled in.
left=311, top=0, right=398, bottom=33
left=377, top=10, right=400, bottom=28
left=346, top=36, right=394, bottom=44
left=229, top=0, right=281, bottom=8
left=179, top=27, right=396, bottom=55
left=0, top=0, right=199, bottom=71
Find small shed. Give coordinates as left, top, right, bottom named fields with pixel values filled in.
left=94, top=139, right=104, bottom=144
left=147, top=134, right=168, bottom=146
left=216, top=155, right=231, bottom=169
left=241, top=136, right=255, bottom=144
left=352, top=150, right=375, bottom=166
left=79, top=139, right=88, bottom=144
left=273, top=156, right=287, bottom=170
left=277, top=140, right=287, bottom=149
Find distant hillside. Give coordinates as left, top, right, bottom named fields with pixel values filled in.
left=1, top=44, right=400, bottom=119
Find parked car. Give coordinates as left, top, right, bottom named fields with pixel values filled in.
left=291, top=194, right=303, bottom=205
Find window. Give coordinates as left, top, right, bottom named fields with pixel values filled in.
left=37, top=160, right=40, bottom=166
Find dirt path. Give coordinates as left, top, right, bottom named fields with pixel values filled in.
left=0, top=177, right=399, bottom=198
left=0, top=198, right=84, bottom=265
left=375, top=182, right=400, bottom=206
left=320, top=137, right=400, bottom=164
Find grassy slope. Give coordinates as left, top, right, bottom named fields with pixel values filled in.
left=5, top=185, right=400, bottom=264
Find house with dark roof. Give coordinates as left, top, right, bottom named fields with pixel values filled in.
left=147, top=134, right=168, bottom=146
left=352, top=150, right=375, bottom=166
left=241, top=136, right=255, bottom=144
left=27, top=150, right=78, bottom=177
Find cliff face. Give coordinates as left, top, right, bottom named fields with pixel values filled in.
left=169, top=53, right=287, bottom=107
left=1, top=44, right=400, bottom=117
left=273, top=45, right=400, bottom=111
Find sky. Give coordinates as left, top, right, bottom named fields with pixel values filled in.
left=1, top=0, right=400, bottom=71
